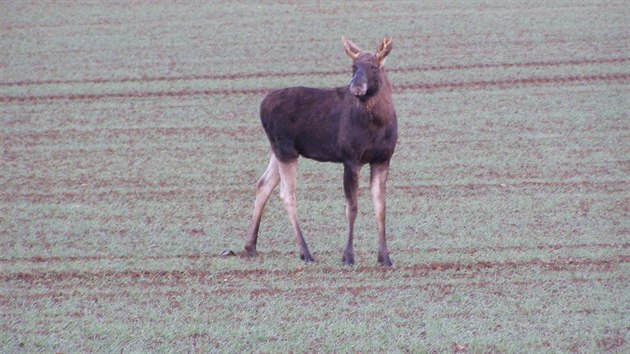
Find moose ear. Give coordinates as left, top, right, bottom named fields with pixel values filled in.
left=376, top=36, right=393, bottom=66
left=342, top=36, right=362, bottom=60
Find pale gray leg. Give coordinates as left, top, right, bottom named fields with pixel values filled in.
left=245, top=155, right=280, bottom=257
left=342, top=163, right=361, bottom=265
left=370, top=161, right=392, bottom=266
left=278, top=159, right=314, bottom=262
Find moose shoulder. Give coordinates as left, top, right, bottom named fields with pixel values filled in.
left=245, top=36, right=398, bottom=266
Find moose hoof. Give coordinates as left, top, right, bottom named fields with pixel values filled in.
left=342, top=253, right=355, bottom=266
left=300, top=253, right=315, bottom=263
left=377, top=253, right=393, bottom=267
left=244, top=245, right=257, bottom=258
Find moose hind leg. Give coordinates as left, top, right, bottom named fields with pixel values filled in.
left=245, top=155, right=280, bottom=257
left=278, top=159, right=314, bottom=263
left=370, top=161, right=393, bottom=266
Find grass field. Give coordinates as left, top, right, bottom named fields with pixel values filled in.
left=1, top=1, right=629, bottom=352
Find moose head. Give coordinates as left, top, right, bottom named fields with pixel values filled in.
left=342, top=36, right=393, bottom=98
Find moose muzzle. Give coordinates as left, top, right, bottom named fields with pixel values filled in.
left=349, top=69, right=368, bottom=97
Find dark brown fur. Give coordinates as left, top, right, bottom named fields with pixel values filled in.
left=245, top=36, right=397, bottom=266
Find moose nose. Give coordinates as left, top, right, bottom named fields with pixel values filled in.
left=349, top=71, right=367, bottom=96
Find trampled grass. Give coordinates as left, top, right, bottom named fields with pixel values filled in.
left=1, top=1, right=629, bottom=352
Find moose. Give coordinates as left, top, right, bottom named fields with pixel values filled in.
left=244, top=36, right=398, bottom=266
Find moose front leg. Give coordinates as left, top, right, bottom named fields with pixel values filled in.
left=342, top=163, right=361, bottom=265
left=370, top=161, right=393, bottom=266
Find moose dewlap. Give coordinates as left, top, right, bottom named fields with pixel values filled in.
left=245, top=36, right=397, bottom=266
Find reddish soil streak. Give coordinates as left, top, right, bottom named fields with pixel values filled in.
left=1, top=73, right=628, bottom=103
left=395, top=73, right=630, bottom=92
left=0, top=88, right=270, bottom=103
left=1, top=125, right=258, bottom=146
left=4, top=255, right=628, bottom=285
left=1, top=243, right=626, bottom=265
left=424, top=242, right=630, bottom=255
left=397, top=180, right=630, bottom=197
left=2, top=57, right=627, bottom=87
left=4, top=276, right=625, bottom=309
left=1, top=188, right=213, bottom=204
left=392, top=57, right=630, bottom=75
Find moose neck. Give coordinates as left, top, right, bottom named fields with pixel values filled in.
left=360, top=70, right=394, bottom=126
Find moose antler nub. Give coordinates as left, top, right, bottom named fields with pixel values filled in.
left=376, top=35, right=393, bottom=66
left=342, top=36, right=362, bottom=59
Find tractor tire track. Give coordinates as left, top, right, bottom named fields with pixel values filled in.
left=1, top=72, right=628, bottom=104
left=2, top=179, right=627, bottom=204
left=1, top=57, right=627, bottom=87
left=395, top=73, right=630, bottom=92
left=5, top=276, right=626, bottom=307
left=3, top=255, right=628, bottom=282
left=1, top=242, right=627, bottom=265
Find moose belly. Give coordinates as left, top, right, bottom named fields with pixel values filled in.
left=295, top=135, right=343, bottom=163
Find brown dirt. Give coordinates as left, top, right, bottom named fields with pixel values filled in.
left=3, top=57, right=626, bottom=88
left=2, top=72, right=628, bottom=104
left=4, top=255, right=627, bottom=286
left=2, top=242, right=626, bottom=265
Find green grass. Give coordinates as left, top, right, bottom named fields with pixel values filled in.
left=1, top=1, right=629, bottom=352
